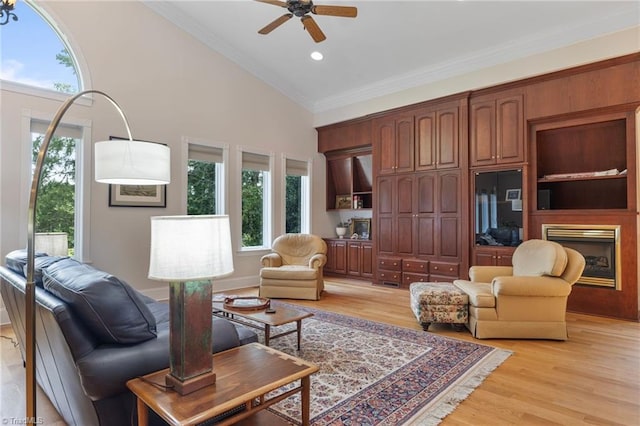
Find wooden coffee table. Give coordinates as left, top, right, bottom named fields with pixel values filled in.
left=127, top=343, right=318, bottom=426
left=213, top=301, right=313, bottom=350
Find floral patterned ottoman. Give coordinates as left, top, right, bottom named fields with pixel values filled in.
left=409, top=282, right=469, bottom=331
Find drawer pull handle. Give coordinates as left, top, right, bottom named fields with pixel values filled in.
left=449, top=268, right=453, bottom=271
left=434, top=266, right=438, bottom=270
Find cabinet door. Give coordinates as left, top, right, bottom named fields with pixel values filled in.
left=374, top=117, right=396, bottom=175
left=333, top=240, right=347, bottom=274
left=361, top=243, right=374, bottom=278
left=436, top=106, right=459, bottom=169
left=415, top=110, right=436, bottom=171
left=414, top=173, right=436, bottom=257
left=324, top=240, right=336, bottom=272
left=396, top=176, right=415, bottom=257
left=496, top=95, right=524, bottom=164
left=347, top=242, right=361, bottom=276
left=474, top=250, right=497, bottom=266
left=395, top=115, right=415, bottom=174
left=470, top=100, right=496, bottom=167
left=376, top=176, right=395, bottom=255
left=437, top=171, right=461, bottom=260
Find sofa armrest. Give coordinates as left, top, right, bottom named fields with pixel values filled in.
left=261, top=253, right=282, bottom=267
left=492, top=275, right=572, bottom=297
left=309, top=253, right=327, bottom=270
left=469, top=266, right=513, bottom=283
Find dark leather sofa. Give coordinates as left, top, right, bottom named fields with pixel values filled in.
left=0, top=251, right=258, bottom=426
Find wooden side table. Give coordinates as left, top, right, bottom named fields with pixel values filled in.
left=127, top=343, right=318, bottom=426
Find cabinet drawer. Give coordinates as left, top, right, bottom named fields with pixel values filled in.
left=378, top=257, right=402, bottom=271
left=402, top=272, right=430, bottom=285
left=403, top=259, right=429, bottom=273
left=429, top=261, right=459, bottom=277
left=377, top=270, right=401, bottom=284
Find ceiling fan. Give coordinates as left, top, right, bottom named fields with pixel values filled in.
left=256, top=0, right=357, bottom=43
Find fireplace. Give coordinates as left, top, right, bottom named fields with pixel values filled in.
left=542, top=224, right=621, bottom=290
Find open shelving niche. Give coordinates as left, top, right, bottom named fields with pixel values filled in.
left=532, top=115, right=629, bottom=211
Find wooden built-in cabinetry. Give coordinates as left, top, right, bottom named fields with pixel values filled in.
left=324, top=239, right=372, bottom=280
left=325, top=148, right=373, bottom=210
left=470, top=93, right=525, bottom=167
left=318, top=54, right=639, bottom=320
left=373, top=95, right=468, bottom=287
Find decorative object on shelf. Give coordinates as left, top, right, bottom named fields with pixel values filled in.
left=223, top=296, right=270, bottom=311
left=505, top=188, right=521, bottom=200
left=351, top=218, right=371, bottom=240
left=148, top=215, right=234, bottom=395
left=23, top=90, right=170, bottom=421
left=336, top=221, right=350, bottom=238
left=0, top=0, right=18, bottom=25
left=335, top=194, right=352, bottom=209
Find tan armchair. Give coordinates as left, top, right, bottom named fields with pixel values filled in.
left=259, top=234, right=328, bottom=300
left=453, top=239, right=585, bottom=340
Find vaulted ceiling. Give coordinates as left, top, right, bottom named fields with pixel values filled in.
left=144, top=1, right=639, bottom=114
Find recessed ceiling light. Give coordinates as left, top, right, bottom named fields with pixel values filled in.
left=311, top=51, right=323, bottom=61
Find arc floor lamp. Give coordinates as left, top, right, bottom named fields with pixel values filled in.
left=24, top=90, right=170, bottom=422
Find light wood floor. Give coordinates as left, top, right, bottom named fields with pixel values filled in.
left=1, top=278, right=639, bottom=425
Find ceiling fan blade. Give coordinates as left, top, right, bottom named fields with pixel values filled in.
left=255, top=0, right=288, bottom=8
left=301, top=15, right=326, bottom=43
left=312, top=5, right=357, bottom=18
left=258, top=13, right=293, bottom=34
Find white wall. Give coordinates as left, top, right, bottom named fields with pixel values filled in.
left=314, top=26, right=640, bottom=126
left=0, top=0, right=328, bottom=313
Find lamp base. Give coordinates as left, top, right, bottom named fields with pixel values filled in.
left=166, top=370, right=216, bottom=395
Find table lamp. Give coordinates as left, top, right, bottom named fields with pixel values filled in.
left=34, top=232, right=69, bottom=257
left=148, top=215, right=234, bottom=395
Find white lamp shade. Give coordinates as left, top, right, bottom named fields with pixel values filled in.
left=34, top=232, right=68, bottom=256
left=94, top=139, right=170, bottom=185
left=148, top=215, right=234, bottom=281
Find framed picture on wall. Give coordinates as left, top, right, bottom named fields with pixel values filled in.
left=107, top=136, right=167, bottom=207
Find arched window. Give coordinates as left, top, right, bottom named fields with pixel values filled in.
left=0, top=0, right=80, bottom=93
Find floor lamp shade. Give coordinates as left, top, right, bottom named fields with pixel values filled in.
left=148, top=215, right=234, bottom=394
left=95, top=139, right=170, bottom=185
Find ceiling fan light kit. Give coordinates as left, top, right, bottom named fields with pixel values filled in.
left=256, top=0, right=357, bottom=43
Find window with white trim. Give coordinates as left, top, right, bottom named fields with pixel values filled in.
left=284, top=157, right=310, bottom=234
left=240, top=150, right=271, bottom=249
left=30, top=119, right=82, bottom=256
left=187, top=143, right=225, bottom=215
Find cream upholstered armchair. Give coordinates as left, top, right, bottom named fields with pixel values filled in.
left=453, top=239, right=585, bottom=340
left=259, top=234, right=328, bottom=300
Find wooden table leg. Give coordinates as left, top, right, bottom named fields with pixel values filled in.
left=136, top=397, right=148, bottom=426
left=264, top=324, right=271, bottom=346
left=296, top=319, right=302, bottom=350
left=301, top=375, right=311, bottom=426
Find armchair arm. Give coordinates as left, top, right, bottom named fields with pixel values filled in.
left=261, top=253, right=282, bottom=267
left=492, top=275, right=572, bottom=297
left=309, top=253, right=327, bottom=270
left=469, top=266, right=513, bottom=283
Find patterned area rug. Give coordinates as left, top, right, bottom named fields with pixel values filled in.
left=259, top=301, right=512, bottom=425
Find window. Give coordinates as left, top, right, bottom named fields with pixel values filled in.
left=240, top=150, right=272, bottom=249
left=284, top=157, right=310, bottom=234
left=187, top=143, right=225, bottom=215
left=30, top=119, right=82, bottom=256
left=0, top=2, right=80, bottom=93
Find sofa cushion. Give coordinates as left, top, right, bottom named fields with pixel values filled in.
left=260, top=265, right=318, bottom=280
left=43, top=258, right=157, bottom=344
left=512, top=239, right=568, bottom=277
left=5, top=249, right=67, bottom=287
